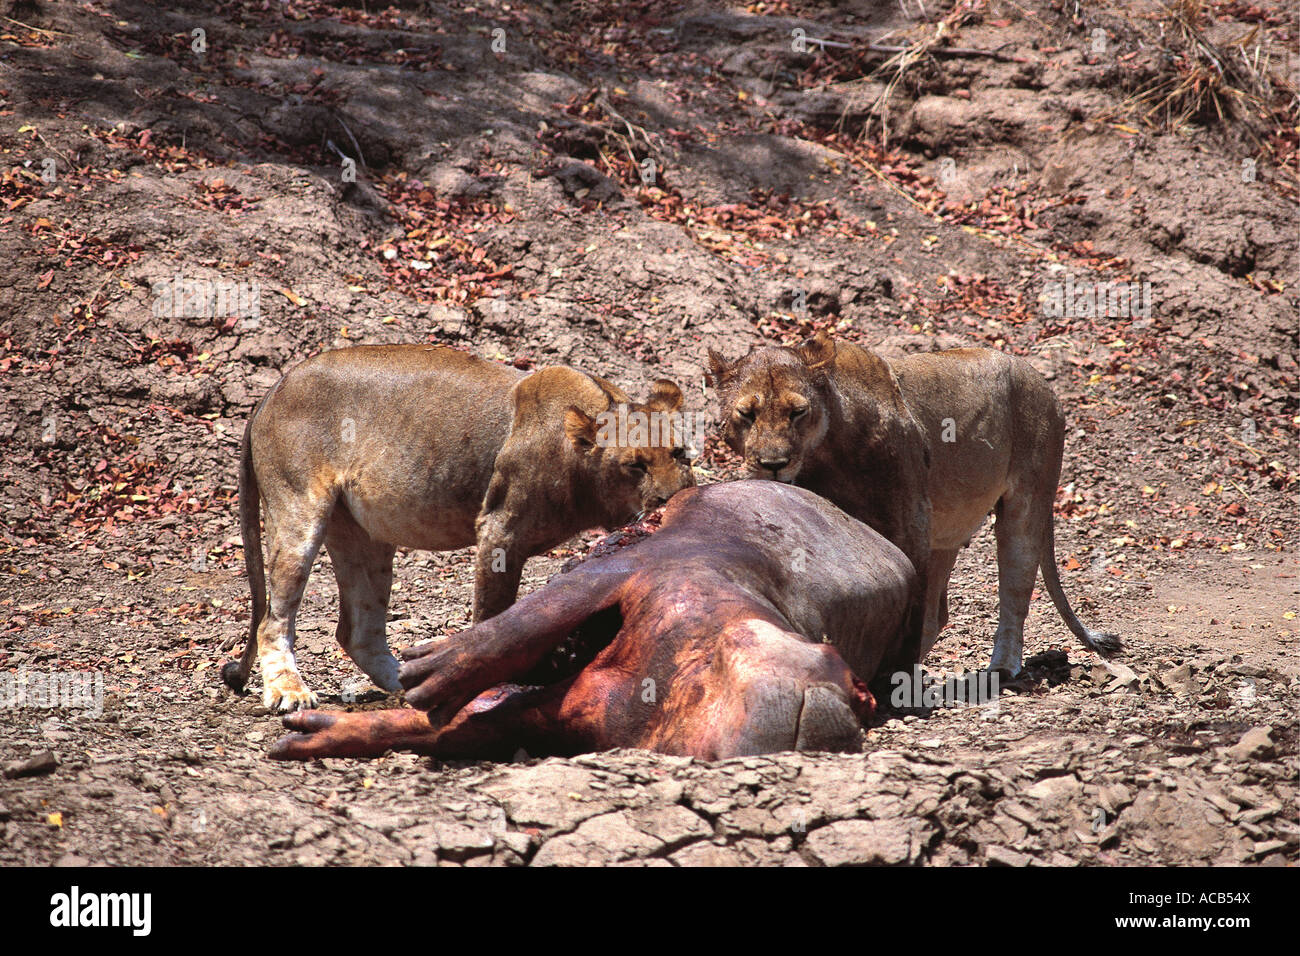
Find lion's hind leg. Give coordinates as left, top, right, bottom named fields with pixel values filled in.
left=256, top=500, right=331, bottom=711
left=325, top=510, right=401, bottom=694
left=988, top=494, right=1040, bottom=677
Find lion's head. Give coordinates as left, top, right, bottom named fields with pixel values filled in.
left=563, top=377, right=697, bottom=522
left=706, top=333, right=837, bottom=483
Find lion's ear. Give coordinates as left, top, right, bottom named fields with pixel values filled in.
left=564, top=406, right=598, bottom=450
left=797, top=331, right=836, bottom=371
left=646, top=379, right=684, bottom=412
left=705, top=348, right=735, bottom=388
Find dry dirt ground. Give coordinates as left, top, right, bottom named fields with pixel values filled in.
left=0, top=0, right=1296, bottom=867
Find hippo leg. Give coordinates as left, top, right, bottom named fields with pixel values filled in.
left=269, top=708, right=440, bottom=760
left=269, top=680, right=586, bottom=761
left=400, top=565, right=628, bottom=726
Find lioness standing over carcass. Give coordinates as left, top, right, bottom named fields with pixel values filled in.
left=224, top=345, right=695, bottom=711
left=708, top=332, right=1119, bottom=676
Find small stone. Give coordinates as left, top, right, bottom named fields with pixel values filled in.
left=1237, top=820, right=1266, bottom=840
left=1252, top=840, right=1286, bottom=859
left=1202, top=791, right=1239, bottom=818
left=1103, top=661, right=1140, bottom=692
left=1097, top=784, right=1133, bottom=814
left=494, top=831, right=532, bottom=858
left=434, top=822, right=495, bottom=862
left=1240, top=804, right=1281, bottom=825
left=4, top=751, right=58, bottom=779
left=1226, top=786, right=1261, bottom=808
left=986, top=845, right=1031, bottom=867
left=1226, top=726, right=1274, bottom=761
left=1227, top=663, right=1268, bottom=679
left=1001, top=801, right=1040, bottom=829
left=1160, top=663, right=1200, bottom=695
left=803, top=819, right=916, bottom=866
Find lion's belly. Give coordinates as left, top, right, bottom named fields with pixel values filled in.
left=925, top=436, right=1011, bottom=551
left=896, top=364, right=1014, bottom=551
left=929, top=492, right=1000, bottom=550
left=338, top=449, right=495, bottom=552
left=344, top=492, right=479, bottom=552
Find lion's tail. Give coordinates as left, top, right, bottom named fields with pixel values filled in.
left=220, top=405, right=266, bottom=690
left=1039, top=516, right=1122, bottom=658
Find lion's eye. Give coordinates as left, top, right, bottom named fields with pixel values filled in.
left=737, top=408, right=756, bottom=424
left=790, top=406, right=808, bottom=421
left=626, top=460, right=648, bottom=474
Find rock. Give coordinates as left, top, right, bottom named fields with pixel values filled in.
left=480, top=762, right=613, bottom=831
left=669, top=843, right=746, bottom=866
left=1226, top=663, right=1269, bottom=679
left=344, top=804, right=401, bottom=836
left=3, top=751, right=58, bottom=779
left=433, top=822, right=495, bottom=862
left=1101, top=661, right=1140, bottom=692
left=1252, top=840, right=1286, bottom=859
left=1239, top=803, right=1281, bottom=825
left=718, top=806, right=787, bottom=839
left=493, top=831, right=533, bottom=858
left=1159, top=663, right=1200, bottom=696
left=1022, top=774, right=1082, bottom=803
left=1226, top=786, right=1263, bottom=808
left=1121, top=790, right=1229, bottom=860
left=1001, top=801, right=1041, bottom=831
left=1226, top=726, right=1274, bottom=761
left=802, top=819, right=917, bottom=866
left=547, top=160, right=625, bottom=205
left=986, top=845, right=1032, bottom=867
left=1097, top=783, right=1133, bottom=814
left=530, top=813, right=652, bottom=867
left=624, top=804, right=712, bottom=848
left=1200, top=789, right=1239, bottom=818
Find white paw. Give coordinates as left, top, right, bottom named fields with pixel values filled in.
left=262, top=673, right=318, bottom=712
left=352, top=651, right=402, bottom=694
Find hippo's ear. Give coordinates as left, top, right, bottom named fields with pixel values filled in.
left=646, top=379, right=684, bottom=412
left=796, top=331, right=836, bottom=371
left=564, top=405, right=599, bottom=450
left=705, top=348, right=735, bottom=388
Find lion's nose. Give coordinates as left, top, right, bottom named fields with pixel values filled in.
left=759, top=456, right=790, bottom=473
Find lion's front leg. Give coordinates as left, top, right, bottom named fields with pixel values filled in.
left=883, top=486, right=934, bottom=671
left=920, top=547, right=961, bottom=659
left=472, top=514, right=528, bottom=623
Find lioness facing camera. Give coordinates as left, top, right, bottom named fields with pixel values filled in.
left=708, top=332, right=1119, bottom=676
left=224, top=345, right=695, bottom=711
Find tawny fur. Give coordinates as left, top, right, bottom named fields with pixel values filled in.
left=226, top=344, right=694, bottom=711
left=708, top=332, right=1119, bottom=675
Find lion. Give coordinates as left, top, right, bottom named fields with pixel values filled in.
left=222, top=344, right=695, bottom=711
left=707, top=332, right=1119, bottom=676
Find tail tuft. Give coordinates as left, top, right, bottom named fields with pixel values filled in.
left=221, top=660, right=249, bottom=691
left=1080, top=628, right=1122, bottom=659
